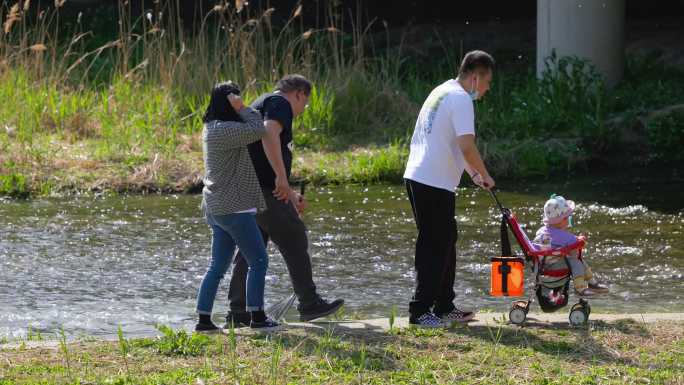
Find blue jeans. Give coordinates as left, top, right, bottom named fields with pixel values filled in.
left=196, top=212, right=269, bottom=314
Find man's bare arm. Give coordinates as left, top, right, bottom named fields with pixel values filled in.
left=456, top=134, right=495, bottom=189
left=261, top=119, right=290, bottom=201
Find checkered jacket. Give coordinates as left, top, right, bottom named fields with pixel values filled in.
left=201, top=107, right=267, bottom=215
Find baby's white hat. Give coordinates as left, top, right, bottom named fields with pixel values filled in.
left=543, top=194, right=575, bottom=225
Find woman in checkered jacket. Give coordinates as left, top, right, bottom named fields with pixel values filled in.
left=195, top=82, right=280, bottom=332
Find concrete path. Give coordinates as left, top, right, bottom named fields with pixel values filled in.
left=282, top=312, right=684, bottom=334
left=4, top=313, right=683, bottom=350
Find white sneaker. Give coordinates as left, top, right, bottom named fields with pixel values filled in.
left=409, top=312, right=447, bottom=328
left=439, top=308, right=475, bottom=323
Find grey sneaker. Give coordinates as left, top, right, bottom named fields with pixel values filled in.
left=409, top=312, right=447, bottom=328
left=575, top=287, right=598, bottom=297
left=588, top=281, right=609, bottom=294
left=439, top=308, right=475, bottom=324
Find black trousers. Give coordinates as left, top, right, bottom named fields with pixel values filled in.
left=228, top=193, right=319, bottom=312
left=405, top=178, right=457, bottom=319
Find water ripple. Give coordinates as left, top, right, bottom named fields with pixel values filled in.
left=1, top=186, right=682, bottom=338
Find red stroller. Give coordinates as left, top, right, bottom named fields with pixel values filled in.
left=488, top=190, right=591, bottom=326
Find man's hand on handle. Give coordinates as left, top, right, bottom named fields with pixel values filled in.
left=457, top=134, right=495, bottom=190
left=471, top=172, right=495, bottom=190
left=481, top=174, right=496, bottom=190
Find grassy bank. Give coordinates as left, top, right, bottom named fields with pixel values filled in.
left=1, top=320, right=682, bottom=384
left=1, top=3, right=684, bottom=197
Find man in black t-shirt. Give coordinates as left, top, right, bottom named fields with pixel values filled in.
left=246, top=90, right=294, bottom=197
left=227, top=75, right=345, bottom=325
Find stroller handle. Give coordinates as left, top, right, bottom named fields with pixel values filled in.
left=488, top=188, right=507, bottom=214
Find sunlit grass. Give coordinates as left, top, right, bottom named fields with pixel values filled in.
left=2, top=320, right=682, bottom=384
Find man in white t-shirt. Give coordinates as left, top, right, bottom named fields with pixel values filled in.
left=403, top=50, right=496, bottom=328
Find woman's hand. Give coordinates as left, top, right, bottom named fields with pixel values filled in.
left=227, top=93, right=245, bottom=112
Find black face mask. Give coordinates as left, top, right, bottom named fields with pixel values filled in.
left=203, top=82, right=243, bottom=123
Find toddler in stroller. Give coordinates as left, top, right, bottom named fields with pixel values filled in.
left=489, top=191, right=609, bottom=326
left=534, top=194, right=609, bottom=301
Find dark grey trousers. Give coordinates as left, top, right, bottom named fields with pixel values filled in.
left=228, top=193, right=319, bottom=311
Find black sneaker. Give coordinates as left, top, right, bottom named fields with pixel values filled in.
left=298, top=298, right=345, bottom=322
left=224, top=310, right=251, bottom=329
left=194, top=322, right=221, bottom=334
left=438, top=307, right=475, bottom=324
left=250, top=318, right=281, bottom=331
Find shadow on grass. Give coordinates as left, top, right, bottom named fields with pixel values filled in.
left=590, top=318, right=652, bottom=337
left=444, top=318, right=649, bottom=367
left=248, top=323, right=402, bottom=372
left=257, top=316, right=657, bottom=369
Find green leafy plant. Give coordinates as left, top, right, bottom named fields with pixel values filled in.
left=117, top=325, right=131, bottom=376
left=647, top=110, right=684, bottom=162
left=270, top=338, right=284, bottom=385
left=154, top=324, right=210, bottom=357
left=388, top=305, right=397, bottom=332
left=58, top=327, right=71, bottom=378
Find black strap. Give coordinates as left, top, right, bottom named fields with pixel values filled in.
left=500, top=214, right=512, bottom=258
left=498, top=261, right=511, bottom=294
left=498, top=214, right=514, bottom=295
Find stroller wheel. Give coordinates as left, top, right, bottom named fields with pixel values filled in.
left=509, top=306, right=527, bottom=325
left=569, top=307, right=588, bottom=326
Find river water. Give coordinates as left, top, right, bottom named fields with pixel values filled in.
left=1, top=182, right=682, bottom=338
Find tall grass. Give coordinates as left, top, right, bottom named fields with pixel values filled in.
left=0, top=1, right=411, bottom=166
left=0, top=0, right=420, bottom=196
left=0, top=0, right=392, bottom=108
left=1, top=1, right=682, bottom=196
left=117, top=325, right=131, bottom=377
left=58, top=326, right=71, bottom=378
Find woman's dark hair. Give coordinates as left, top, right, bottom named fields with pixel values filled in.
left=203, top=81, right=242, bottom=123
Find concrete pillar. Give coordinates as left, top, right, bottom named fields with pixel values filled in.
left=537, top=0, right=625, bottom=87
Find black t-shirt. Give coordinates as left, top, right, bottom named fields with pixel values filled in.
left=247, top=93, right=294, bottom=190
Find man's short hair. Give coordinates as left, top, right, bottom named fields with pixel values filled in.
left=275, top=74, right=312, bottom=95
left=458, top=50, right=495, bottom=76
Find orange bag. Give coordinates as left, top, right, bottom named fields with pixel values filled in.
left=490, top=257, right=525, bottom=296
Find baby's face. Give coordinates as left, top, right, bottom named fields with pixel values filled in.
left=550, top=217, right=570, bottom=229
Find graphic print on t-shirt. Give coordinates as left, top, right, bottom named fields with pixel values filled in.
left=403, top=79, right=475, bottom=192
left=422, top=89, right=449, bottom=135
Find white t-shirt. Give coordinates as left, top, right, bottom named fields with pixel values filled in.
left=403, top=79, right=475, bottom=192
